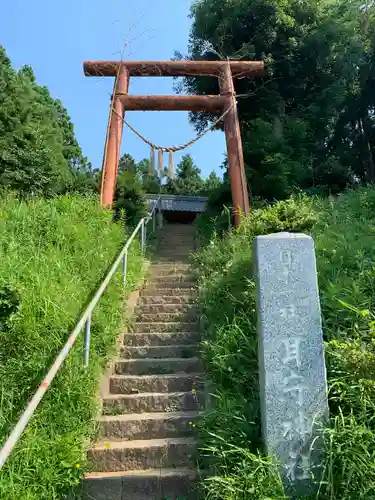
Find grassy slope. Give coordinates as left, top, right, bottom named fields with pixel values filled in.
left=0, top=195, right=145, bottom=500
left=195, top=188, right=375, bottom=499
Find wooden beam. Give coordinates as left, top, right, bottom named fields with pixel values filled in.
left=83, top=60, right=264, bottom=78
left=117, top=94, right=226, bottom=112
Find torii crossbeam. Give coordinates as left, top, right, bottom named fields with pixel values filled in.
left=83, top=60, right=264, bottom=225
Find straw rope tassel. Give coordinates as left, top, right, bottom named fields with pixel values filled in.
left=149, top=147, right=155, bottom=175
left=168, top=151, right=175, bottom=179
left=158, top=150, right=164, bottom=175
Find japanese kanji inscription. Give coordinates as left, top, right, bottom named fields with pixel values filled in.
left=254, top=233, right=329, bottom=496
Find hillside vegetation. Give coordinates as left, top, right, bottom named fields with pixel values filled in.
left=0, top=195, right=144, bottom=500
left=180, top=0, right=375, bottom=207
left=195, top=187, right=375, bottom=499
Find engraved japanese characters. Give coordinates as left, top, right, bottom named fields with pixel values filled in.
left=254, top=233, right=329, bottom=496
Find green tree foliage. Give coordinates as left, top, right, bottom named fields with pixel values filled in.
left=166, top=154, right=206, bottom=195
left=177, top=0, right=375, bottom=201
left=0, top=46, right=96, bottom=196
left=114, top=169, right=147, bottom=226
left=137, top=158, right=161, bottom=194
left=203, top=170, right=222, bottom=193
left=115, top=154, right=146, bottom=225
left=118, top=153, right=137, bottom=175
left=52, top=97, right=99, bottom=192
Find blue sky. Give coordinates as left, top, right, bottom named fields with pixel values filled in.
left=0, top=0, right=226, bottom=178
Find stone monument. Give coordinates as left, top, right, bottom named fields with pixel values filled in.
left=253, top=233, right=329, bottom=497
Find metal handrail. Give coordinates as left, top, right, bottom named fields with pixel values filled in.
left=0, top=198, right=161, bottom=470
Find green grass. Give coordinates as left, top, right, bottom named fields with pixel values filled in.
left=0, top=194, right=146, bottom=499
left=194, top=189, right=375, bottom=499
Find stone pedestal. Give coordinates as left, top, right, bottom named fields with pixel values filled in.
left=253, top=233, right=329, bottom=496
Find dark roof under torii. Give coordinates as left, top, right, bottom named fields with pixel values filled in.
left=144, top=194, right=208, bottom=213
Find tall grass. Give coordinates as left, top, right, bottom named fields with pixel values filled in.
left=194, top=189, right=375, bottom=499
left=0, top=194, right=145, bottom=499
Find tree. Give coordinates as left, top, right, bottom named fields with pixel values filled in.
left=0, top=46, right=94, bottom=196
left=203, top=171, right=222, bottom=194
left=114, top=168, right=147, bottom=225
left=52, top=99, right=83, bottom=170
left=166, top=154, right=205, bottom=195
left=0, top=53, right=72, bottom=195
left=118, top=153, right=138, bottom=176
left=176, top=0, right=375, bottom=202
left=137, top=158, right=161, bottom=194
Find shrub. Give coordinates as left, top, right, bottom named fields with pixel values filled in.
left=114, top=170, right=148, bottom=226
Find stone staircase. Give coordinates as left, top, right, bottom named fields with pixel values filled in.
left=84, top=224, right=204, bottom=500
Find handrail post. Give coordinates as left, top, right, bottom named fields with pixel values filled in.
left=122, top=250, right=128, bottom=287
left=83, top=314, right=92, bottom=367
left=141, top=219, right=146, bottom=255
left=158, top=200, right=163, bottom=228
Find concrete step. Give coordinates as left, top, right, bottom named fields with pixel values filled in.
left=162, top=224, right=196, bottom=229
left=120, top=344, right=198, bottom=359
left=158, top=242, right=196, bottom=246
left=140, top=287, right=195, bottom=297
left=135, top=303, right=196, bottom=314
left=109, top=373, right=205, bottom=394
left=158, top=233, right=195, bottom=238
left=87, top=437, right=197, bottom=472
left=156, top=258, right=192, bottom=264
left=150, top=273, right=193, bottom=282
left=158, top=232, right=196, bottom=237
left=147, top=276, right=195, bottom=285
left=160, top=235, right=196, bottom=239
left=135, top=311, right=199, bottom=323
left=145, top=282, right=195, bottom=290
left=161, top=225, right=196, bottom=229
left=84, top=468, right=202, bottom=500
left=158, top=236, right=194, bottom=240
left=157, top=248, right=195, bottom=252
left=159, top=231, right=196, bottom=236
left=115, top=357, right=203, bottom=375
left=98, top=411, right=200, bottom=441
left=102, top=391, right=205, bottom=415
left=157, top=241, right=195, bottom=245
left=157, top=246, right=195, bottom=252
left=157, top=249, right=194, bottom=252
left=132, top=322, right=198, bottom=333
left=149, top=264, right=192, bottom=276
left=123, top=331, right=200, bottom=347
left=157, top=240, right=195, bottom=245
left=157, top=252, right=194, bottom=258
left=161, top=228, right=196, bottom=232
left=158, top=241, right=194, bottom=244
left=137, top=295, right=195, bottom=305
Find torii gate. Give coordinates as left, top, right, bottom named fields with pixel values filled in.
left=83, top=60, right=264, bottom=225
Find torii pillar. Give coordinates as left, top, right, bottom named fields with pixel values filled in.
left=84, top=60, right=264, bottom=226
left=100, top=65, right=129, bottom=207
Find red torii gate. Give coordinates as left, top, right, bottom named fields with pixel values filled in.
left=83, top=60, right=264, bottom=225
